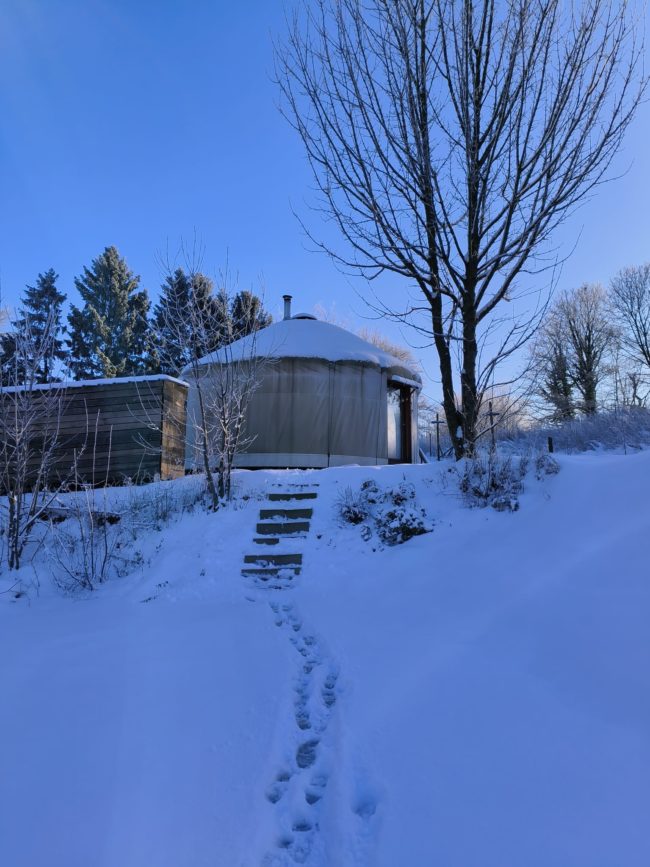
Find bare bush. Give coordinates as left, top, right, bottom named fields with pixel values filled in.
left=49, top=488, right=127, bottom=593
left=336, top=485, right=370, bottom=525
left=157, top=244, right=266, bottom=508
left=0, top=317, right=82, bottom=571
left=456, top=451, right=529, bottom=512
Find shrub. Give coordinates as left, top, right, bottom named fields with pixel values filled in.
left=376, top=504, right=430, bottom=545
left=458, top=451, right=525, bottom=512
left=335, top=478, right=432, bottom=545
left=336, top=486, right=370, bottom=525
left=386, top=481, right=416, bottom=506
left=535, top=452, right=560, bottom=478
left=359, top=478, right=382, bottom=504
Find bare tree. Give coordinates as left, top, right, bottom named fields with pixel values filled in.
left=356, top=327, right=419, bottom=367
left=0, top=316, right=78, bottom=571
left=277, top=0, right=645, bottom=456
left=155, top=246, right=266, bottom=508
left=556, top=284, right=616, bottom=414
left=193, top=328, right=266, bottom=502
left=610, top=263, right=650, bottom=370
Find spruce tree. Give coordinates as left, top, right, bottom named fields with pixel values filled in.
left=67, top=247, right=153, bottom=379
left=151, top=269, right=225, bottom=375
left=0, top=332, right=18, bottom=383
left=229, top=290, right=272, bottom=341
left=541, top=342, right=575, bottom=422
left=11, top=269, right=67, bottom=382
left=0, top=270, right=67, bottom=385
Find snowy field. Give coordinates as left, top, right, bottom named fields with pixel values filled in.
left=1, top=451, right=649, bottom=866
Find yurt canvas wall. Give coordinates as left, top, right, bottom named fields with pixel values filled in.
left=184, top=313, right=421, bottom=469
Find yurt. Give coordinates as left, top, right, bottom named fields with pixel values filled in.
left=184, top=296, right=422, bottom=468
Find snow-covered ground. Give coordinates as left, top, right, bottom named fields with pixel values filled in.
left=1, top=452, right=649, bottom=866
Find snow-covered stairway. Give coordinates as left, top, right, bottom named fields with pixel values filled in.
left=241, top=484, right=318, bottom=589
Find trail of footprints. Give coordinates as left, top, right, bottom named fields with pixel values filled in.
left=261, top=600, right=340, bottom=866
left=242, top=484, right=377, bottom=865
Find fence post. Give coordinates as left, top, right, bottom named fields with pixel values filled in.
left=488, top=401, right=496, bottom=451
left=547, top=436, right=554, bottom=454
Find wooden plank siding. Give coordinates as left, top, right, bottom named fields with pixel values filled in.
left=0, top=376, right=188, bottom=488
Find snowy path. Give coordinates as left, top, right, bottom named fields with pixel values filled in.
left=241, top=484, right=378, bottom=865
left=255, top=596, right=379, bottom=867
left=261, top=598, right=340, bottom=865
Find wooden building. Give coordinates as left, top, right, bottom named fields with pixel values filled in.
left=0, top=375, right=188, bottom=488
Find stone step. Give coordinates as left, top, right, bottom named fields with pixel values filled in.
left=273, top=483, right=320, bottom=489
left=268, top=492, right=317, bottom=502
left=254, top=534, right=307, bottom=544
left=257, top=521, right=311, bottom=536
left=244, top=553, right=303, bottom=566
left=259, top=507, right=313, bottom=520
left=241, top=567, right=301, bottom=579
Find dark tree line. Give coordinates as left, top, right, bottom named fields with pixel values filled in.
left=0, top=246, right=271, bottom=384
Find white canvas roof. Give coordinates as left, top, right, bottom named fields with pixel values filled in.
left=193, top=317, right=421, bottom=382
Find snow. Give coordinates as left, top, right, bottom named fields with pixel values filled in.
left=191, top=317, right=421, bottom=377
left=1, top=374, right=189, bottom=395
left=1, top=452, right=649, bottom=865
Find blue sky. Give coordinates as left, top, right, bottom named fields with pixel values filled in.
left=1, top=0, right=649, bottom=399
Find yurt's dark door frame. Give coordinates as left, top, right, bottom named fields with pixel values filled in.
left=387, top=382, right=412, bottom=464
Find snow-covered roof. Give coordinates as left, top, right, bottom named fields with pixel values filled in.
left=1, top=374, right=189, bottom=395
left=192, top=317, right=421, bottom=382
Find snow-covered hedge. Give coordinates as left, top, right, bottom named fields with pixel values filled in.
left=502, top=407, right=650, bottom=454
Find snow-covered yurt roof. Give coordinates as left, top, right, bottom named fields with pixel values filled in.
left=194, top=314, right=422, bottom=385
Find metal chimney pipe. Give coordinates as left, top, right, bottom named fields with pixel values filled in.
left=283, top=294, right=292, bottom=320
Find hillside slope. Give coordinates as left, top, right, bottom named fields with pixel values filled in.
left=1, top=452, right=649, bottom=866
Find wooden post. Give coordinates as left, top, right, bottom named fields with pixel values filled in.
left=488, top=401, right=496, bottom=451
left=547, top=436, right=554, bottom=454
left=436, top=412, right=441, bottom=461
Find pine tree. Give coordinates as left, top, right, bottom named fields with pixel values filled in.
left=67, top=247, right=153, bottom=379
left=229, top=290, right=272, bottom=341
left=151, top=269, right=225, bottom=375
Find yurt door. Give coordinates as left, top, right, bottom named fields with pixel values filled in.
left=387, top=384, right=412, bottom=463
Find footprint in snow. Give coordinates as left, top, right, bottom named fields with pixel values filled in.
left=266, top=769, right=292, bottom=804
left=321, top=669, right=338, bottom=709
left=296, top=739, right=319, bottom=769
left=305, top=773, right=328, bottom=806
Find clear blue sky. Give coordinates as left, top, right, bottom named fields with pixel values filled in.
left=1, top=0, right=649, bottom=399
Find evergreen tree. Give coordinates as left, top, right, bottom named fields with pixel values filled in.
left=67, top=247, right=153, bottom=379
left=229, top=290, right=272, bottom=341
left=0, top=270, right=67, bottom=385
left=151, top=269, right=225, bottom=375
left=12, top=269, right=67, bottom=383
left=540, top=341, right=575, bottom=422
left=0, top=332, right=18, bottom=383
